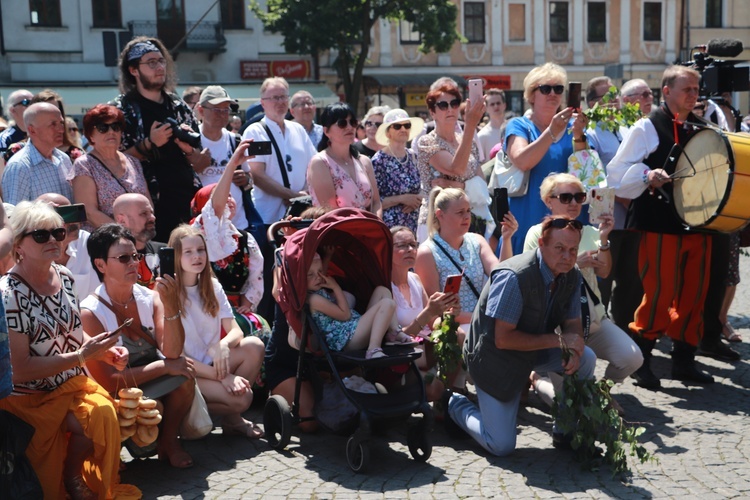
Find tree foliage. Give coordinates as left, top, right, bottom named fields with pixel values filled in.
left=251, top=0, right=462, bottom=110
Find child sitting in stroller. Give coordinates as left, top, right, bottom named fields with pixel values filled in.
left=307, top=253, right=412, bottom=359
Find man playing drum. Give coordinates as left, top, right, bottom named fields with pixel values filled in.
left=606, top=65, right=714, bottom=388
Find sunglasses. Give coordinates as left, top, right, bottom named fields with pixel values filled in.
left=94, top=122, right=123, bottom=134
left=394, top=242, right=418, bottom=251
left=390, top=122, right=412, bottom=131
left=12, top=98, right=32, bottom=108
left=108, top=253, right=144, bottom=264
left=364, top=120, right=382, bottom=128
left=435, top=98, right=461, bottom=111
left=335, top=118, right=359, bottom=129
left=551, top=192, right=587, bottom=204
left=536, top=85, right=565, bottom=95
left=543, top=218, right=584, bottom=232
left=24, top=227, right=67, bottom=244
left=626, top=90, right=654, bottom=99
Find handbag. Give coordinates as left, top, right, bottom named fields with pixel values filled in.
left=568, top=148, right=607, bottom=189
left=0, top=411, right=43, bottom=499
left=180, top=381, right=213, bottom=440
left=488, top=152, right=529, bottom=197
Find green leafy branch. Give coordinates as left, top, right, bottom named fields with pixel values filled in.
left=581, top=87, right=643, bottom=133
left=553, top=338, right=656, bottom=476
left=430, top=313, right=462, bottom=385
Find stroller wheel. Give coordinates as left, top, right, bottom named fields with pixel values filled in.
left=345, top=435, right=370, bottom=473
left=407, top=425, right=432, bottom=462
left=264, top=395, right=292, bottom=449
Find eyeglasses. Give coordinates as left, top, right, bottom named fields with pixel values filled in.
left=536, top=85, right=565, bottom=95
left=94, top=122, right=123, bottom=134
left=394, top=242, right=418, bottom=251
left=24, top=227, right=67, bottom=244
left=12, top=98, right=31, bottom=108
left=335, top=118, right=358, bottom=129
left=434, top=98, right=461, bottom=111
left=543, top=218, right=584, bottom=232
left=291, top=100, right=315, bottom=108
left=626, top=90, right=654, bottom=99
left=139, top=58, right=167, bottom=69
left=108, top=253, right=144, bottom=264
left=390, top=122, right=412, bottom=131
left=364, top=120, right=382, bottom=128
left=284, top=154, right=292, bottom=172
left=202, top=106, right=231, bottom=114
left=551, top=192, right=587, bottom=204
left=261, top=95, right=289, bottom=103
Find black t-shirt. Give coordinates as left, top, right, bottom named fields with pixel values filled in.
left=352, top=140, right=377, bottom=158
left=136, top=240, right=166, bottom=289
left=134, top=93, right=197, bottom=240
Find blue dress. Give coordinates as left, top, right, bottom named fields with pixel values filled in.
left=504, top=116, right=574, bottom=255
left=310, top=289, right=361, bottom=352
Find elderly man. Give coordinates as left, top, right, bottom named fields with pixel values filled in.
left=607, top=66, right=714, bottom=388
left=113, top=193, right=164, bottom=289
left=289, top=90, right=323, bottom=148
left=2, top=102, right=74, bottom=205
left=447, top=217, right=597, bottom=456
left=0, top=90, right=33, bottom=157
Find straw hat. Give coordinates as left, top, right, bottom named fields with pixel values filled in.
left=375, top=108, right=424, bottom=145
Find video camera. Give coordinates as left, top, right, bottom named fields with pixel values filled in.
left=680, top=39, right=748, bottom=95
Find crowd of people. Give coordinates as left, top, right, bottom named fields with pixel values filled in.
left=0, top=34, right=745, bottom=497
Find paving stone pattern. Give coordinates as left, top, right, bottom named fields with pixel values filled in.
left=123, top=255, right=750, bottom=499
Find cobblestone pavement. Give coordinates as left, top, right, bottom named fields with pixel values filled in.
left=124, top=255, right=750, bottom=499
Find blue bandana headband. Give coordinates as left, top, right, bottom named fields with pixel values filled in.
left=127, top=41, right=161, bottom=62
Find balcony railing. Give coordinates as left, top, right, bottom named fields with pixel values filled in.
left=128, top=20, right=227, bottom=57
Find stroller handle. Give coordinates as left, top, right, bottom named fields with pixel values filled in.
left=267, top=219, right=316, bottom=247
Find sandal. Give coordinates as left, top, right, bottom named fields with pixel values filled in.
left=222, top=419, right=264, bottom=440
left=365, top=347, right=387, bottom=359
left=385, top=330, right=417, bottom=346
left=723, top=322, right=742, bottom=343
left=64, top=475, right=97, bottom=500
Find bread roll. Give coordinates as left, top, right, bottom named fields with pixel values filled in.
left=137, top=408, right=160, bottom=419
left=118, top=397, right=140, bottom=409
left=118, top=416, right=136, bottom=427
left=118, top=407, right=138, bottom=419
left=119, top=387, right=143, bottom=400
left=136, top=414, right=162, bottom=426
left=120, top=425, right=136, bottom=441
left=139, top=398, right=157, bottom=410
left=137, top=423, right=159, bottom=445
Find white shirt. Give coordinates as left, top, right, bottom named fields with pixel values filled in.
left=81, top=283, right=157, bottom=350
left=198, top=127, right=249, bottom=230
left=242, top=117, right=316, bottom=224
left=605, top=117, right=661, bottom=200
left=63, top=230, right=100, bottom=301
left=181, top=277, right=234, bottom=365
left=477, top=122, right=503, bottom=161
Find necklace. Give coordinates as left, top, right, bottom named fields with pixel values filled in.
left=110, top=294, right=135, bottom=309
left=385, top=147, right=410, bottom=167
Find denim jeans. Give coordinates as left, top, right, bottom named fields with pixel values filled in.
left=448, top=346, right=597, bottom=456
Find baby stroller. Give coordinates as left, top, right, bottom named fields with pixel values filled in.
left=264, top=208, right=433, bottom=472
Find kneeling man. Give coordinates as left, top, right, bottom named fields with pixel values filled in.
left=448, top=216, right=597, bottom=455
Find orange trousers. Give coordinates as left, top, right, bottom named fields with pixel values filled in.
left=630, top=231, right=711, bottom=346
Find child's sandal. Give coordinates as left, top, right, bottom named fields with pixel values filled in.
left=366, top=348, right=386, bottom=359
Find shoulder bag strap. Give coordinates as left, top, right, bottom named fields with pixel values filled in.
left=431, top=238, right=481, bottom=299
left=91, top=293, right=159, bottom=350
left=262, top=123, right=291, bottom=189
left=87, top=153, right=131, bottom=193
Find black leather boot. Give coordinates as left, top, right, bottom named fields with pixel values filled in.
left=671, top=340, right=715, bottom=384
left=630, top=337, right=661, bottom=389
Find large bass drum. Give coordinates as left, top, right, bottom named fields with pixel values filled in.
left=672, top=128, right=750, bottom=233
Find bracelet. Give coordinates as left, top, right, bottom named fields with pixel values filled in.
left=77, top=349, right=86, bottom=367
left=548, top=127, right=558, bottom=142
left=164, top=310, right=181, bottom=321
left=598, top=241, right=611, bottom=251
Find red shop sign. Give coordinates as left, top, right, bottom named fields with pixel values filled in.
left=240, top=60, right=311, bottom=80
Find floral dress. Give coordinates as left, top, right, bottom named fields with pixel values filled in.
left=371, top=148, right=420, bottom=232
left=308, top=150, right=373, bottom=211
left=73, top=153, right=150, bottom=232
left=310, top=289, right=361, bottom=352
left=415, top=131, right=480, bottom=226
